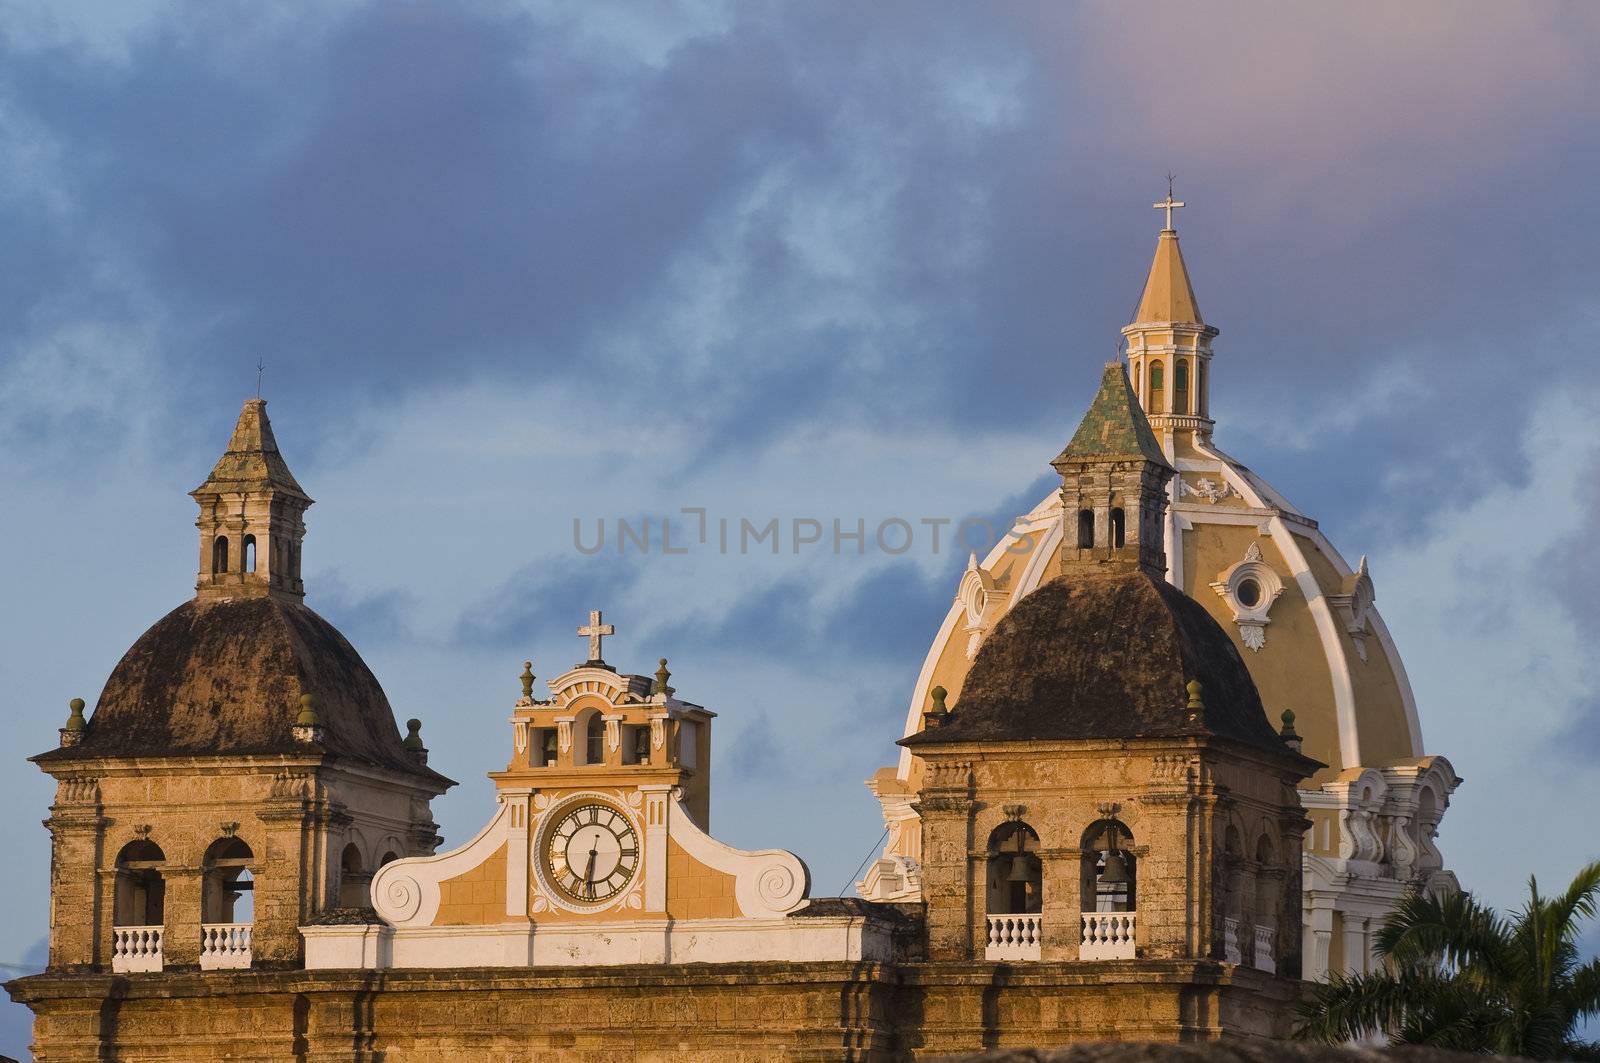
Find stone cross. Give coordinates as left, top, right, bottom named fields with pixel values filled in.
left=577, top=610, right=615, bottom=663
left=1153, top=175, right=1185, bottom=230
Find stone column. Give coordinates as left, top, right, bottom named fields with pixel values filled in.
left=45, top=796, right=106, bottom=970
left=256, top=782, right=313, bottom=966
left=1304, top=902, right=1334, bottom=982
left=1039, top=847, right=1080, bottom=960
left=919, top=793, right=975, bottom=963
left=161, top=867, right=204, bottom=968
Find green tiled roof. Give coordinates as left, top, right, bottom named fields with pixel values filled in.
left=1052, top=363, right=1171, bottom=468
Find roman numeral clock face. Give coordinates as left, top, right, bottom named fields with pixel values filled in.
left=543, top=803, right=639, bottom=904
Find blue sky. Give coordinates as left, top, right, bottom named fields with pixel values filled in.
left=4, top=1, right=1600, bottom=1053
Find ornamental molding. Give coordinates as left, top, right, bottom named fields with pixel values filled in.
left=1209, top=541, right=1285, bottom=652
left=1326, top=555, right=1377, bottom=662
left=528, top=789, right=646, bottom=917
left=1181, top=475, right=1239, bottom=504
left=956, top=553, right=1010, bottom=660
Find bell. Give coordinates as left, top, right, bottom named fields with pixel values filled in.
left=1100, top=850, right=1132, bottom=885
left=1006, top=855, right=1033, bottom=883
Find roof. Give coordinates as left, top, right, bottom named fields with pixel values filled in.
left=1132, top=228, right=1204, bottom=325
left=901, top=571, right=1312, bottom=764
left=1052, top=363, right=1172, bottom=469
left=191, top=399, right=309, bottom=501
left=36, top=595, right=453, bottom=788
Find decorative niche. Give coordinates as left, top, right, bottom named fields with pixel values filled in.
left=1209, top=541, right=1284, bottom=652
left=957, top=553, right=1010, bottom=660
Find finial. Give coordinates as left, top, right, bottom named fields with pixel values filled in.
left=930, top=685, right=948, bottom=714
left=519, top=660, right=535, bottom=701
left=1153, top=177, right=1186, bottom=231
left=921, top=685, right=950, bottom=730
left=1185, top=679, right=1204, bottom=723
left=1279, top=709, right=1303, bottom=753
left=59, top=697, right=88, bottom=747
left=403, top=719, right=429, bottom=765
left=292, top=692, right=325, bottom=744
left=652, top=657, right=674, bottom=697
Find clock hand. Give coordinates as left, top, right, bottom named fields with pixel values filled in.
left=584, top=848, right=598, bottom=898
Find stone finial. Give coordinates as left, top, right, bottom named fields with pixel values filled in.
left=1184, top=679, right=1204, bottom=724
left=923, top=685, right=949, bottom=730
left=59, top=697, right=87, bottom=747
left=930, top=686, right=948, bottom=713
left=652, top=658, right=675, bottom=697
left=519, top=660, right=536, bottom=702
left=292, top=692, right=325, bottom=744
left=403, top=719, right=428, bottom=765
left=1279, top=709, right=1303, bottom=753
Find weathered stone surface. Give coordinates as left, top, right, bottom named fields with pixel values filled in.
left=940, top=1045, right=1525, bottom=1063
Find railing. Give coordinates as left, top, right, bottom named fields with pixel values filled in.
left=199, top=923, right=253, bottom=970
left=1224, top=916, right=1242, bottom=963
left=1079, top=911, right=1136, bottom=960
left=112, top=925, right=164, bottom=973
left=1253, top=924, right=1276, bottom=973
left=985, top=914, right=1042, bottom=960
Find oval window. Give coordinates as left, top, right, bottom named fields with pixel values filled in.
left=1236, top=578, right=1262, bottom=609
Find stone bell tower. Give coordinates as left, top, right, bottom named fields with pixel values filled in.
left=30, top=398, right=453, bottom=978
left=900, top=361, right=1320, bottom=1040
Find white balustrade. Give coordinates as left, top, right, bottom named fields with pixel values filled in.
left=1223, top=916, right=1242, bottom=964
left=1079, top=911, right=1136, bottom=960
left=199, top=923, right=253, bottom=970
left=985, top=913, right=1043, bottom=961
left=112, top=926, right=164, bottom=973
left=1253, top=924, right=1276, bottom=973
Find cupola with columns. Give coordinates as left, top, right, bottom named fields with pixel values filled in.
left=1124, top=188, right=1219, bottom=433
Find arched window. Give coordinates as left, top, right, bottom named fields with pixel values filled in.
left=211, top=536, right=229, bottom=575
left=202, top=837, right=254, bottom=924
left=1077, top=509, right=1094, bottom=550
left=379, top=851, right=399, bottom=868
left=114, top=840, right=166, bottom=928
left=985, top=821, right=1041, bottom=916
left=585, top=713, right=605, bottom=765
left=338, top=843, right=370, bottom=908
left=1148, top=361, right=1165, bottom=413
left=242, top=534, right=257, bottom=573
left=1174, top=360, right=1190, bottom=414
left=1110, top=508, right=1126, bottom=548
left=1196, top=361, right=1206, bottom=417
left=1079, top=820, right=1136, bottom=913
left=540, top=728, right=559, bottom=767
left=1133, top=362, right=1141, bottom=389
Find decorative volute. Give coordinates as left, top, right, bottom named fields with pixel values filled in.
left=191, top=399, right=312, bottom=601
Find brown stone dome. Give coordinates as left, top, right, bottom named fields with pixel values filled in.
left=902, top=570, right=1296, bottom=757
left=37, top=595, right=450, bottom=783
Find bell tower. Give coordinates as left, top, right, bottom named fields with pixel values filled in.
left=1051, top=362, right=1175, bottom=579
left=192, top=399, right=311, bottom=601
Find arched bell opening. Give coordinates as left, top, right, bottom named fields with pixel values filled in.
left=984, top=821, right=1042, bottom=916
left=211, top=535, right=229, bottom=575
left=1077, top=509, right=1095, bottom=550
left=1079, top=819, right=1136, bottom=913
left=338, top=843, right=371, bottom=908
left=114, top=840, right=167, bottom=928
left=202, top=837, right=254, bottom=924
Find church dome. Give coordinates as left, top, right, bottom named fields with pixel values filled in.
left=38, top=595, right=443, bottom=781
left=901, top=571, right=1293, bottom=757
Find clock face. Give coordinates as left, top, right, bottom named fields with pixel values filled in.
left=543, top=802, right=639, bottom=904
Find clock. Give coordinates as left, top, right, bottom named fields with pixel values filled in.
left=542, top=802, right=639, bottom=904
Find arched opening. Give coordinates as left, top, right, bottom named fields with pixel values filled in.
left=202, top=837, right=254, bottom=924
left=1174, top=359, right=1190, bottom=414
left=1223, top=824, right=1245, bottom=962
left=338, top=843, right=370, bottom=908
left=1252, top=833, right=1279, bottom=971
left=539, top=728, right=559, bottom=767
left=114, top=840, right=166, bottom=927
left=1110, top=508, right=1126, bottom=548
left=1196, top=361, right=1206, bottom=416
left=585, top=713, right=605, bottom=765
left=1077, top=509, right=1094, bottom=550
left=379, top=851, right=399, bottom=868
left=211, top=536, right=229, bottom=575
left=1079, top=820, right=1136, bottom=913
left=1133, top=362, right=1141, bottom=389
left=242, top=534, right=257, bottom=573
left=1147, top=361, right=1165, bottom=414
left=985, top=821, right=1042, bottom=916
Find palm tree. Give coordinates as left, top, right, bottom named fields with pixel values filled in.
left=1296, top=860, right=1600, bottom=1059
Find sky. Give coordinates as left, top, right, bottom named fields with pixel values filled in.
left=4, top=0, right=1600, bottom=1053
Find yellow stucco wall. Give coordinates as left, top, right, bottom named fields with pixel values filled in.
left=434, top=843, right=508, bottom=926
left=666, top=836, right=739, bottom=920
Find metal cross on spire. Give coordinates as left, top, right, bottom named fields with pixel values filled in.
left=255, top=358, right=265, bottom=398
left=1153, top=174, right=1185, bottom=231
left=577, top=610, right=615, bottom=664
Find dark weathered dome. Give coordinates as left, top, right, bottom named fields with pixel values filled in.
left=902, top=571, right=1293, bottom=757
left=37, top=595, right=450, bottom=783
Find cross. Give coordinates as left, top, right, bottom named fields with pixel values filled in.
left=1153, top=174, right=1184, bottom=230
left=255, top=358, right=265, bottom=398
left=577, top=610, right=615, bottom=663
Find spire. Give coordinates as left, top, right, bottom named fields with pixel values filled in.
left=1051, top=363, right=1175, bottom=579
left=191, top=399, right=313, bottom=601
left=1132, top=228, right=1204, bottom=326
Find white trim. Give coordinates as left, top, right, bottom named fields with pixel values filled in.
left=370, top=803, right=511, bottom=928
left=664, top=794, right=808, bottom=917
